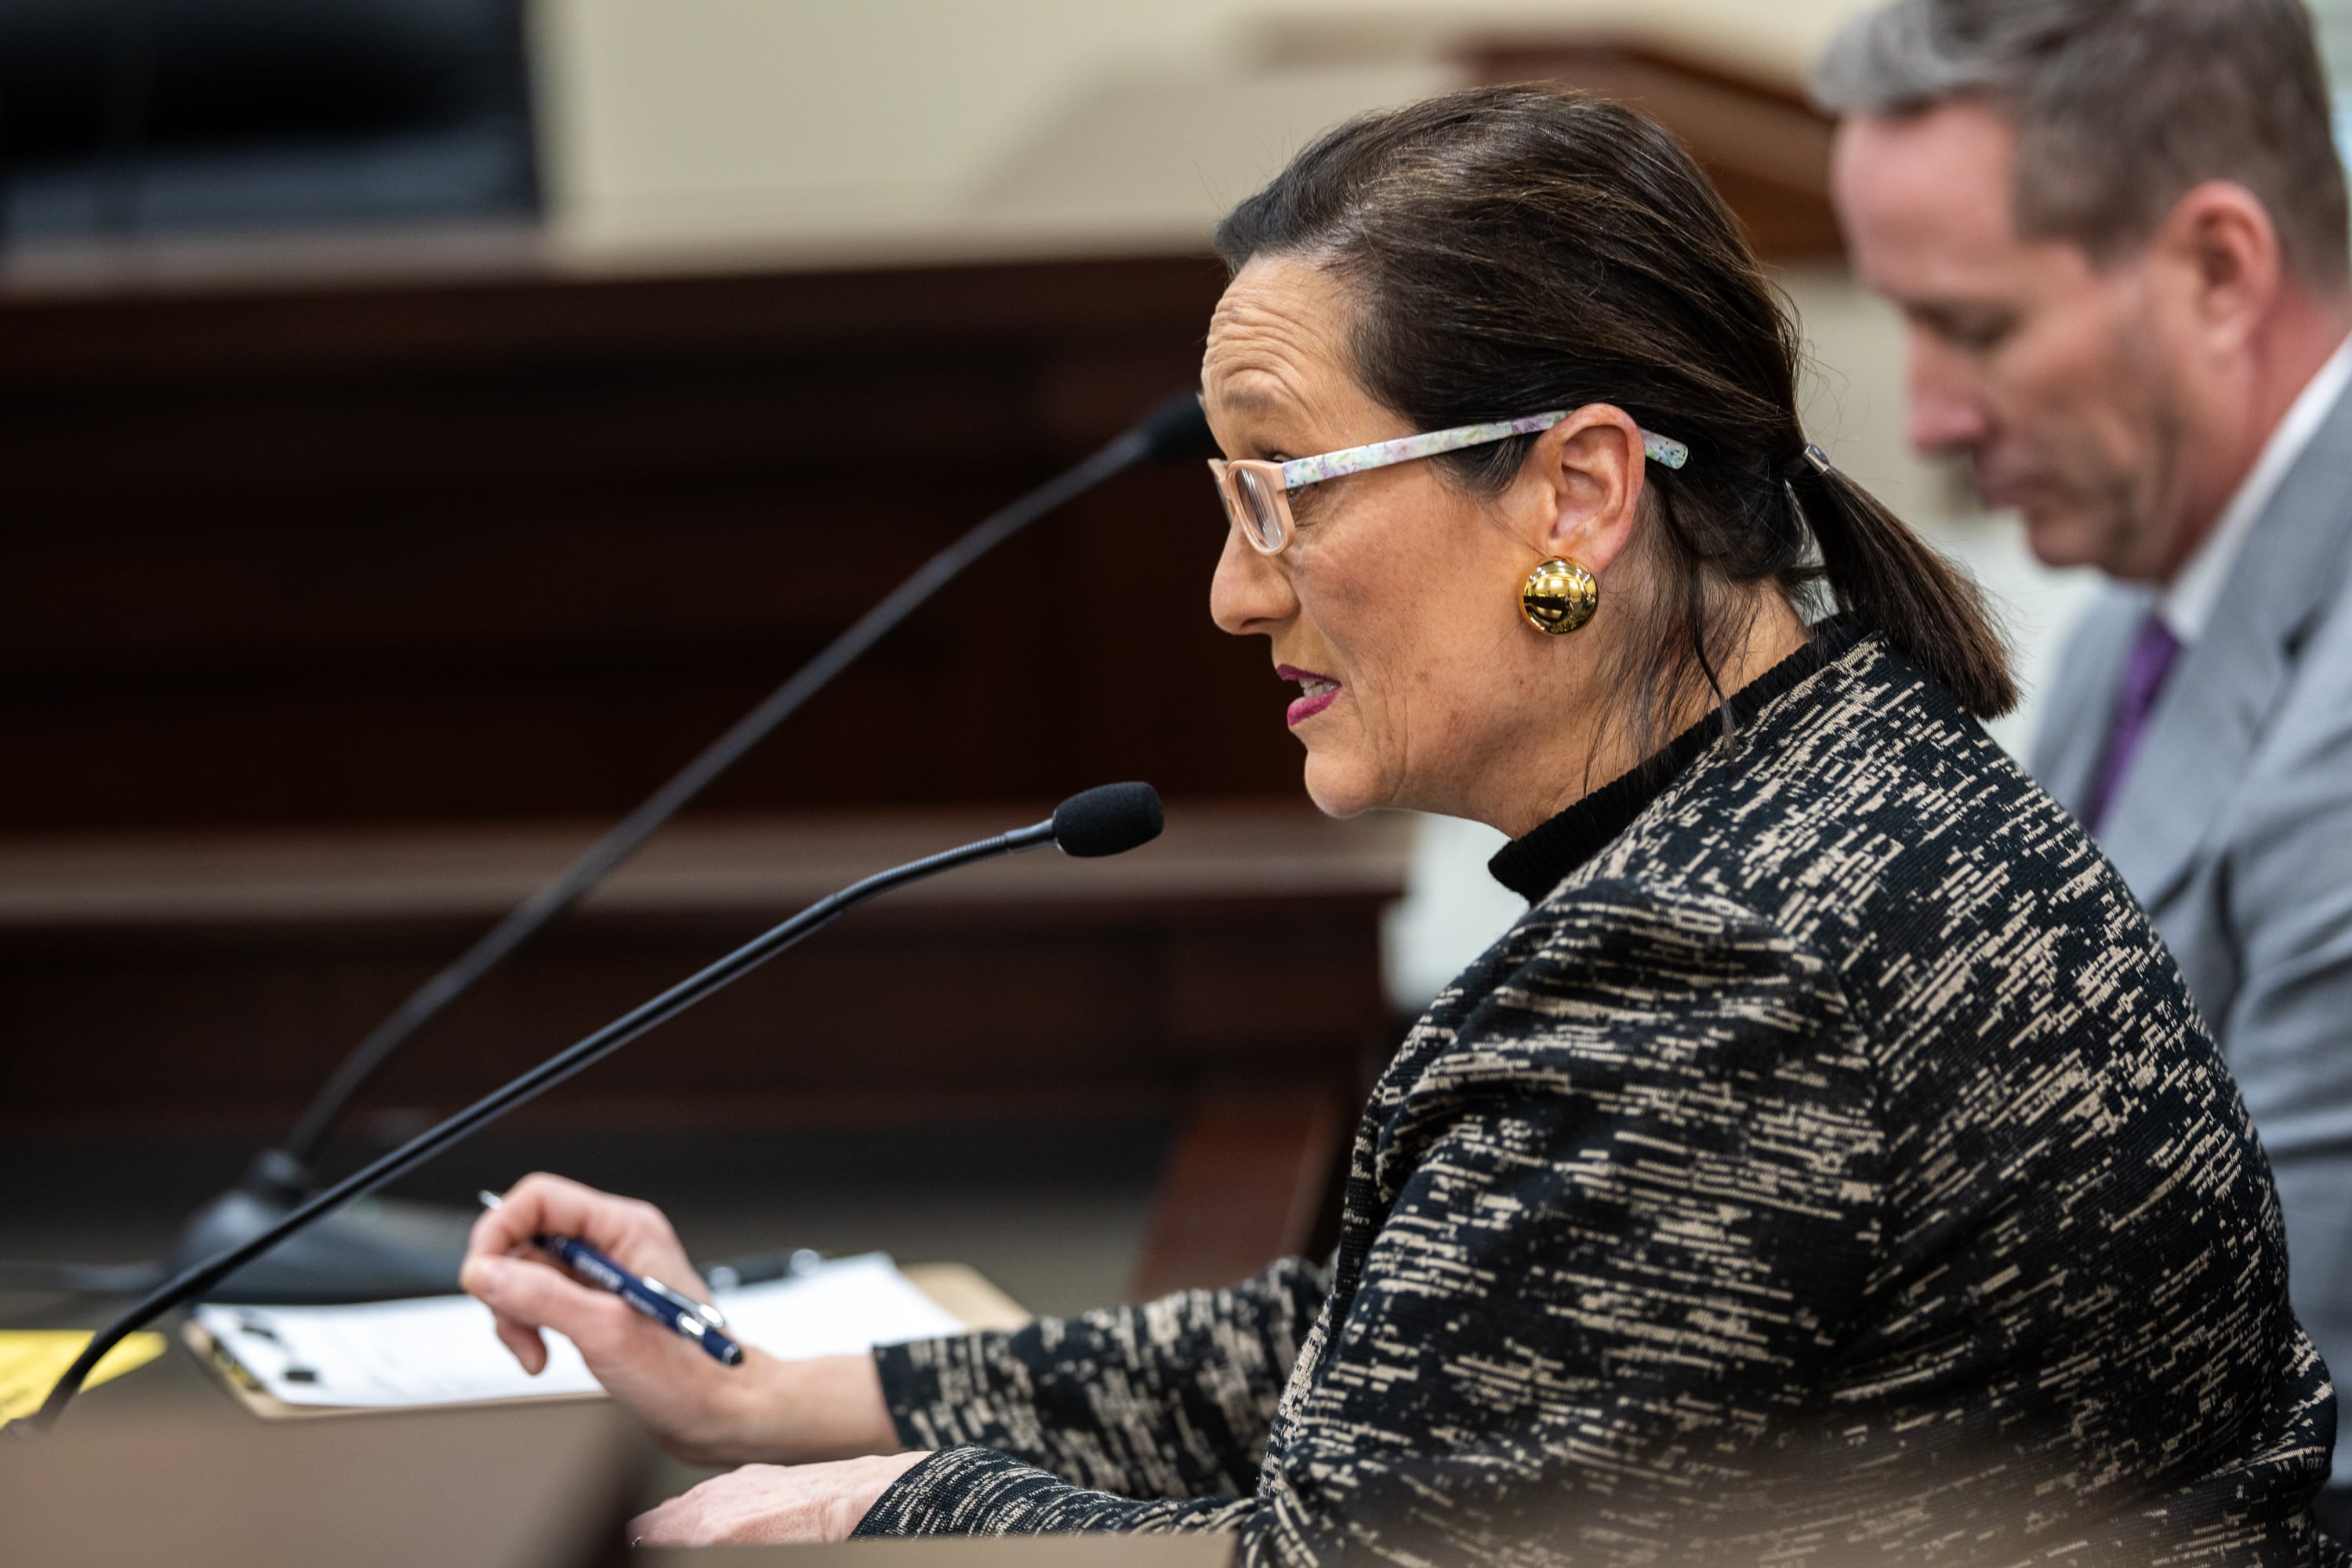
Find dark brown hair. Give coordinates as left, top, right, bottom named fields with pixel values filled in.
left=1213, top=85, right=2016, bottom=760
left=1815, top=0, right=2350, bottom=289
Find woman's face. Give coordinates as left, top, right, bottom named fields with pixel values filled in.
left=1203, top=257, right=1646, bottom=832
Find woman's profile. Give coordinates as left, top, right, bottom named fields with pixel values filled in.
left=462, top=85, right=2344, bottom=1563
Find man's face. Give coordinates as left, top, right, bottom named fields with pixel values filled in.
left=1832, top=101, right=2196, bottom=581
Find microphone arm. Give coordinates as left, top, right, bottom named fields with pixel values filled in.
left=274, top=393, right=1210, bottom=1171
left=16, top=784, right=1164, bottom=1434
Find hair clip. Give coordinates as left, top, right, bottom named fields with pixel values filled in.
left=1783, top=443, right=1834, bottom=481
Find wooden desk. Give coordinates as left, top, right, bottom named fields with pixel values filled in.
left=1, top=1399, right=647, bottom=1568
left=5, top=1389, right=1227, bottom=1568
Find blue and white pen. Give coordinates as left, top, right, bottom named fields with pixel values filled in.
left=478, top=1191, right=743, bottom=1368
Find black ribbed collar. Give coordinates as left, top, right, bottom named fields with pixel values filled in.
left=1487, top=622, right=1860, bottom=902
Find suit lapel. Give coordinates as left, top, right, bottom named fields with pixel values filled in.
left=2100, top=383, right=2352, bottom=913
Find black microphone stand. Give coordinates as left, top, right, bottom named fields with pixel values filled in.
left=13, top=784, right=1163, bottom=1435
left=133, top=395, right=1212, bottom=1305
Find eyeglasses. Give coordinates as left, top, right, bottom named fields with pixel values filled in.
left=1207, top=410, right=1690, bottom=556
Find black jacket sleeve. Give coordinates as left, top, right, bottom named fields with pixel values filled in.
left=871, top=1256, right=1330, bottom=1500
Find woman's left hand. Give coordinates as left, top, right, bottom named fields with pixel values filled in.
left=627, top=1452, right=932, bottom=1546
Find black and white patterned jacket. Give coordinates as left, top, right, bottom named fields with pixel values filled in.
left=856, top=630, right=2343, bottom=1565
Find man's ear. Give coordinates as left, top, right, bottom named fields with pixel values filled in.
left=1525, top=407, right=1647, bottom=574
left=2158, top=180, right=2283, bottom=351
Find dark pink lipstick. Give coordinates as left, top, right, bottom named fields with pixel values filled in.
left=1276, top=663, right=1341, bottom=728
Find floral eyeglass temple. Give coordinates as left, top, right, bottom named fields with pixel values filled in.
left=1271, top=410, right=1690, bottom=491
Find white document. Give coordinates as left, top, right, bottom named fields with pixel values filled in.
left=192, top=1252, right=964, bottom=1410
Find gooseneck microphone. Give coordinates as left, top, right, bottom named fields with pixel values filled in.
left=14, top=784, right=1163, bottom=1435
left=49, top=392, right=1212, bottom=1307
left=278, top=394, right=1213, bottom=1172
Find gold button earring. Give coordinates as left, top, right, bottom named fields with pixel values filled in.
left=1520, top=557, right=1599, bottom=635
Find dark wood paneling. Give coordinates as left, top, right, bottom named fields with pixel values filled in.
left=0, top=806, right=1403, bottom=1299
left=0, top=254, right=1288, bottom=832
left=0, top=895, right=1388, bottom=1127
left=0, top=806, right=1405, bottom=1132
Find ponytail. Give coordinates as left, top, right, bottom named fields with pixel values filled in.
left=1784, top=452, right=2019, bottom=720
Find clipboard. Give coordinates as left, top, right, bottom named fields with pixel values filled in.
left=186, top=1261, right=1028, bottom=1421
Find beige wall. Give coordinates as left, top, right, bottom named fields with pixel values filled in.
left=531, top=0, right=1878, bottom=263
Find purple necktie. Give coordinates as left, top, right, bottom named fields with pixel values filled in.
left=2086, top=615, right=2184, bottom=833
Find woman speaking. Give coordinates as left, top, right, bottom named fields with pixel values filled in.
left=461, top=87, right=2342, bottom=1562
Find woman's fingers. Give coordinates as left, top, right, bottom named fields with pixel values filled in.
left=627, top=1468, right=800, bottom=1548
left=463, top=1252, right=642, bottom=1363
left=491, top=1313, right=547, bottom=1375
left=461, top=1171, right=707, bottom=1298
left=626, top=1456, right=931, bottom=1546
left=466, top=1172, right=637, bottom=1259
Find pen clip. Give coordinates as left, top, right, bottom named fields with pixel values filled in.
left=644, top=1275, right=727, bottom=1329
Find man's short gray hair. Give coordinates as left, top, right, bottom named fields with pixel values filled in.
left=1814, top=0, right=2350, bottom=288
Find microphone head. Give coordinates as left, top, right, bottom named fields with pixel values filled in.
left=1134, top=392, right=1216, bottom=463
left=1051, top=782, right=1164, bottom=858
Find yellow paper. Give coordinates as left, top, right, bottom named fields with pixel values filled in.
left=0, top=1331, right=166, bottom=1421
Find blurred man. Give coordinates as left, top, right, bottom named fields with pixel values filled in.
left=1818, top=0, right=2352, bottom=1525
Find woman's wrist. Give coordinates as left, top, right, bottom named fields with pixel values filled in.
left=717, top=1352, right=902, bottom=1465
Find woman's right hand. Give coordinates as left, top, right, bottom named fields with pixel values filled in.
left=460, top=1172, right=898, bottom=1465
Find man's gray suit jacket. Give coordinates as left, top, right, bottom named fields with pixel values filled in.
left=2034, top=380, right=2352, bottom=1485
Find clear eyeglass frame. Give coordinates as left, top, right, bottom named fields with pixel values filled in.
left=1207, top=408, right=1690, bottom=556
